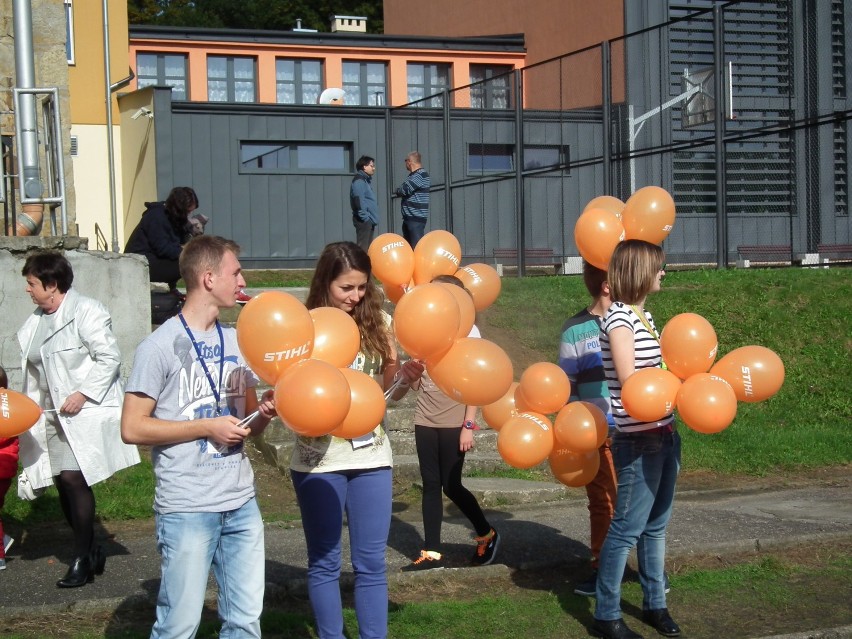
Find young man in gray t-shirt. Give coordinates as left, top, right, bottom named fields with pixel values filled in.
left=122, top=236, right=275, bottom=638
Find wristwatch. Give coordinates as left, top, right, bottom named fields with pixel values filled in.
left=463, top=420, right=476, bottom=430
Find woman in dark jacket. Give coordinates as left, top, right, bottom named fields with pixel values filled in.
left=124, top=187, right=199, bottom=292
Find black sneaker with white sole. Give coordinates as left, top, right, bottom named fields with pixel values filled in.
left=471, top=528, right=500, bottom=566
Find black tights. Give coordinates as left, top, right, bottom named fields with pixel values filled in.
left=414, top=425, right=491, bottom=552
left=54, top=470, right=96, bottom=558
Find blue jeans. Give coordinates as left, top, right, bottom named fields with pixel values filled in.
left=152, top=498, right=264, bottom=639
left=291, top=467, right=392, bottom=639
left=595, top=431, right=680, bottom=621
left=402, top=217, right=427, bottom=248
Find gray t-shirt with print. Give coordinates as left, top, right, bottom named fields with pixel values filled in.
left=126, top=316, right=259, bottom=514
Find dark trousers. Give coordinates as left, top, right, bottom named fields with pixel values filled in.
left=353, top=218, right=376, bottom=253
left=402, top=217, right=427, bottom=248
left=414, top=425, right=491, bottom=551
left=147, top=255, right=182, bottom=290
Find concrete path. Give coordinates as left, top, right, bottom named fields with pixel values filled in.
left=0, top=471, right=850, bottom=639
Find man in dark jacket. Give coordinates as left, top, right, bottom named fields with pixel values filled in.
left=350, top=156, right=379, bottom=252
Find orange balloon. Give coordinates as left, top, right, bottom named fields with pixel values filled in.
left=455, top=263, right=502, bottom=311
left=710, top=345, right=785, bottom=402
left=274, top=359, right=351, bottom=437
left=497, top=412, right=555, bottom=469
left=622, top=186, right=676, bottom=244
left=549, top=446, right=600, bottom=487
left=309, top=307, right=361, bottom=368
left=0, top=389, right=42, bottom=437
left=237, top=291, right=314, bottom=385
left=573, top=208, right=625, bottom=271
left=554, top=401, right=608, bottom=452
left=393, top=283, right=460, bottom=360
left=660, top=313, right=719, bottom=380
left=368, top=233, right=414, bottom=288
left=676, top=373, right=738, bottom=434
left=412, top=230, right=462, bottom=285
left=330, top=368, right=387, bottom=439
left=584, top=195, right=625, bottom=219
left=427, top=337, right=514, bottom=406
left=513, top=385, right=533, bottom=413
left=437, top=282, right=476, bottom=339
left=481, top=381, right=520, bottom=431
left=518, top=362, right=571, bottom=415
left=621, top=367, right=682, bottom=422
left=382, top=279, right=412, bottom=305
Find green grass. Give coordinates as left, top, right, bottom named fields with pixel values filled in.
left=485, top=267, right=852, bottom=475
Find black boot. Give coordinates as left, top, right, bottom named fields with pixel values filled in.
left=57, top=556, right=94, bottom=588
left=90, top=544, right=106, bottom=576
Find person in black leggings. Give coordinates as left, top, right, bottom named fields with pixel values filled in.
left=402, top=276, right=499, bottom=571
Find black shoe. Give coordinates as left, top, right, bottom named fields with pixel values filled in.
left=574, top=569, right=598, bottom=596
left=471, top=528, right=500, bottom=566
left=590, top=618, right=644, bottom=639
left=401, top=550, right=444, bottom=572
left=90, top=544, right=106, bottom=576
left=57, top=556, right=94, bottom=588
left=642, top=609, right=681, bottom=637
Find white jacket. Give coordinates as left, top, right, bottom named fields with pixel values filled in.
left=17, top=288, right=140, bottom=489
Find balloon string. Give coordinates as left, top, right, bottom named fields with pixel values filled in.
left=42, top=407, right=94, bottom=413
left=236, top=410, right=260, bottom=429
left=383, top=377, right=406, bottom=401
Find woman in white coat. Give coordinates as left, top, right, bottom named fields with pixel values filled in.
left=17, top=251, right=140, bottom=588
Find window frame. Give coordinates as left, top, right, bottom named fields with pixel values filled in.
left=136, top=52, right=190, bottom=100
left=406, top=62, right=450, bottom=107
left=466, top=143, right=571, bottom=176
left=239, top=140, right=354, bottom=175
left=342, top=60, right=388, bottom=106
left=64, top=0, right=75, bottom=65
left=207, top=55, right=258, bottom=103
left=275, top=58, right=324, bottom=105
left=469, top=64, right=514, bottom=110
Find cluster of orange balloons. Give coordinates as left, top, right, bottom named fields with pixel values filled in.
left=371, top=231, right=513, bottom=409
left=0, top=388, right=43, bottom=437
left=237, top=291, right=387, bottom=438
left=619, top=312, right=785, bottom=434
left=480, top=362, right=605, bottom=486
left=573, top=186, right=677, bottom=270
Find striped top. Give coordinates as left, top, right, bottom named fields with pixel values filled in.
left=396, top=168, right=431, bottom=219
left=601, top=302, right=674, bottom=433
left=557, top=309, right=615, bottom=431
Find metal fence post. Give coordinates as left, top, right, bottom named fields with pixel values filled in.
left=514, top=69, right=525, bottom=277
left=713, top=4, right=728, bottom=269
left=602, top=40, right=612, bottom=195
left=443, top=88, right=453, bottom=234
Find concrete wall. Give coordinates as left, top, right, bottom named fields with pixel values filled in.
left=0, top=238, right=150, bottom=392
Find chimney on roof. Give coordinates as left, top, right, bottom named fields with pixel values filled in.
left=330, top=15, right=367, bottom=33
left=293, top=18, right=318, bottom=33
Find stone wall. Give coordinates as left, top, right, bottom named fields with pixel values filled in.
left=0, top=238, right=150, bottom=391
left=0, top=0, right=76, bottom=235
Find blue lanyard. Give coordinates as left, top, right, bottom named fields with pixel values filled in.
left=178, top=313, right=225, bottom=416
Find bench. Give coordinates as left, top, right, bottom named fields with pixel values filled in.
left=736, top=244, right=793, bottom=268
left=493, top=247, right=574, bottom=276
left=817, top=243, right=852, bottom=262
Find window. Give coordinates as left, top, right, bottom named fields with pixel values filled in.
left=276, top=59, right=323, bottom=105
left=524, top=145, right=570, bottom=172
left=467, top=143, right=569, bottom=174
left=342, top=61, right=387, bottom=106
left=240, top=141, right=352, bottom=174
left=469, top=64, right=513, bottom=109
left=468, top=143, right=514, bottom=174
left=208, top=56, right=256, bottom=103
left=407, top=63, right=450, bottom=107
left=136, top=53, right=189, bottom=100
left=64, top=0, right=75, bottom=64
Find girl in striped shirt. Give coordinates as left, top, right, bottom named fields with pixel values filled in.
left=591, top=240, right=682, bottom=639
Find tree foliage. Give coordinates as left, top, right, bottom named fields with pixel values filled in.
left=128, top=0, right=384, bottom=33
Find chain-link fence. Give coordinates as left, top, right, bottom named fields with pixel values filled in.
left=389, top=0, right=851, bottom=272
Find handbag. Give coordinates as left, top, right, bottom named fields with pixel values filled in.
left=17, top=470, right=45, bottom=501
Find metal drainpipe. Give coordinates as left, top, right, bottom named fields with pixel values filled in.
left=102, top=0, right=121, bottom=252
left=12, top=0, right=45, bottom=232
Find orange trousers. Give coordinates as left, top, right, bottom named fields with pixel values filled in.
left=584, top=439, right=617, bottom=568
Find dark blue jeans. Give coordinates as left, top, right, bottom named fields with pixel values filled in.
left=402, top=217, right=427, bottom=248
left=291, top=467, right=392, bottom=639
left=595, top=430, right=681, bottom=620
